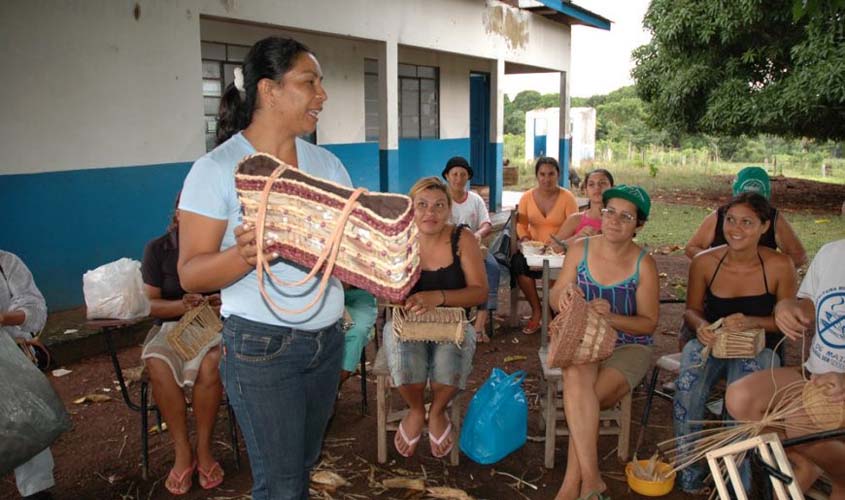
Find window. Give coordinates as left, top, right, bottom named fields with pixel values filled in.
left=399, top=63, right=439, bottom=139
left=364, top=58, right=380, bottom=142
left=201, top=41, right=250, bottom=151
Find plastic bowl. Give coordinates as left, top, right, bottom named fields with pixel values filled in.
left=625, top=460, right=676, bottom=497
left=520, top=240, right=545, bottom=255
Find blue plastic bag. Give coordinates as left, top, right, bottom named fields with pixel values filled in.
left=459, top=368, right=527, bottom=464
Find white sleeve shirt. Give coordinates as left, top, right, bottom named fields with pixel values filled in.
left=0, top=251, right=47, bottom=339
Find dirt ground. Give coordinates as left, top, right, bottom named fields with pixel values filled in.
left=3, top=255, right=704, bottom=500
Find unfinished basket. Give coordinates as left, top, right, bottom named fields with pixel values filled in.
left=165, top=303, right=223, bottom=361
left=391, top=306, right=466, bottom=345
left=547, top=291, right=615, bottom=369
left=711, top=321, right=765, bottom=359
left=802, top=382, right=845, bottom=431
left=235, top=153, right=420, bottom=310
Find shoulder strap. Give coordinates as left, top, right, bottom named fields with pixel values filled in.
left=452, top=224, right=469, bottom=256
left=634, top=248, right=647, bottom=277
left=758, top=252, right=771, bottom=293
left=707, top=251, right=729, bottom=290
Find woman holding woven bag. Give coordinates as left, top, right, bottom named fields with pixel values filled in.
left=383, top=177, right=487, bottom=459
left=177, top=37, right=352, bottom=500
left=548, top=185, right=659, bottom=500
left=673, top=192, right=797, bottom=494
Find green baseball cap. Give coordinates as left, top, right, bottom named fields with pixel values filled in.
left=732, top=166, right=770, bottom=199
left=602, top=184, right=651, bottom=220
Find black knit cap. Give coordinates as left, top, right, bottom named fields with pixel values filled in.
left=441, top=156, right=473, bottom=180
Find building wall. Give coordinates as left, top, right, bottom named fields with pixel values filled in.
left=1, top=0, right=572, bottom=310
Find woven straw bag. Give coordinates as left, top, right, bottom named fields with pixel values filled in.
left=235, top=153, right=420, bottom=313
left=547, top=291, right=615, bottom=369
left=391, top=306, right=467, bottom=346
left=165, top=303, right=223, bottom=361
left=702, top=318, right=765, bottom=359
left=802, top=382, right=845, bottom=431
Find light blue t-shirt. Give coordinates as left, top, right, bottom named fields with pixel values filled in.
left=179, top=133, right=352, bottom=330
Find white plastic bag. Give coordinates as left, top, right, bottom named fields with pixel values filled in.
left=83, top=258, right=150, bottom=320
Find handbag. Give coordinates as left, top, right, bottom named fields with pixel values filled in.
left=235, top=153, right=421, bottom=312
left=490, top=210, right=514, bottom=268
left=165, top=302, right=223, bottom=361
left=547, top=291, right=615, bottom=369
left=459, top=368, right=528, bottom=464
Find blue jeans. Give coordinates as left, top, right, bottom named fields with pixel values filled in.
left=483, top=253, right=500, bottom=310
left=221, top=315, right=343, bottom=500
left=673, top=338, right=781, bottom=492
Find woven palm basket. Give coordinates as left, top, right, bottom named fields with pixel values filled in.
left=391, top=306, right=466, bottom=345
left=165, top=303, right=223, bottom=361
left=235, top=153, right=420, bottom=303
left=547, top=291, right=615, bottom=369
left=802, top=382, right=845, bottom=431
left=711, top=323, right=765, bottom=359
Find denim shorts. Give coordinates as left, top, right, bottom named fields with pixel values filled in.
left=382, top=320, right=476, bottom=389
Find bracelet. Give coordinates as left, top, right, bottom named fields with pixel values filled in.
left=439, top=290, right=446, bottom=306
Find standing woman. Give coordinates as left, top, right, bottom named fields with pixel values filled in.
left=672, top=193, right=797, bottom=494
left=552, top=168, right=614, bottom=250
left=549, top=186, right=659, bottom=500
left=177, top=37, right=352, bottom=500
left=442, top=156, right=499, bottom=342
left=510, top=157, right=579, bottom=334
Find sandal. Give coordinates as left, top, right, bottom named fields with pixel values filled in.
left=578, top=491, right=611, bottom=500
left=475, top=330, right=490, bottom=343
left=394, top=421, right=422, bottom=457
left=522, top=319, right=541, bottom=335
left=197, top=460, right=224, bottom=490
left=429, top=418, right=454, bottom=458
left=165, top=461, right=196, bottom=496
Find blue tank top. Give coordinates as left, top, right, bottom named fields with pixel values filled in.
left=575, top=239, right=651, bottom=346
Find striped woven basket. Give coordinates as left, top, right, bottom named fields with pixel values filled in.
left=547, top=291, right=615, bottom=369
left=711, top=323, right=765, bottom=359
left=235, top=153, right=420, bottom=311
left=391, top=306, right=466, bottom=346
left=165, top=302, right=223, bottom=362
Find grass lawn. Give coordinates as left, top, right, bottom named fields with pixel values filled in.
left=636, top=202, right=845, bottom=260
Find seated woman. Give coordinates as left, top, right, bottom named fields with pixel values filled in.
left=140, top=201, right=224, bottom=495
left=511, top=157, right=579, bottom=335
left=552, top=168, right=614, bottom=250
left=442, top=155, right=499, bottom=342
left=383, top=177, right=487, bottom=458
left=726, top=238, right=845, bottom=496
left=549, top=185, right=659, bottom=500
left=673, top=192, right=797, bottom=494
left=339, top=286, right=377, bottom=386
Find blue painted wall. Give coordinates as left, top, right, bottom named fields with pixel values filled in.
left=1, top=163, right=191, bottom=310
left=559, top=137, right=572, bottom=188
left=397, top=138, right=471, bottom=193
left=487, top=141, right=504, bottom=211
left=322, top=142, right=380, bottom=191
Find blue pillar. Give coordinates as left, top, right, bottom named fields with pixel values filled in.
left=487, top=141, right=503, bottom=212
left=379, top=148, right=400, bottom=193
left=559, top=137, right=572, bottom=188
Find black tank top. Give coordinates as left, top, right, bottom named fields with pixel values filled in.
left=703, top=251, right=781, bottom=350
left=712, top=206, right=778, bottom=249
left=411, top=224, right=468, bottom=294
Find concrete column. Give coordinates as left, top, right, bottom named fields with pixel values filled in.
left=558, top=70, right=571, bottom=187
left=378, top=40, right=400, bottom=192
left=488, top=58, right=505, bottom=212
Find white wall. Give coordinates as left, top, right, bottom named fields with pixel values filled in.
left=525, top=107, right=560, bottom=160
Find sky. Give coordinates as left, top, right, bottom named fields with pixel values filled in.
left=502, top=0, right=652, bottom=99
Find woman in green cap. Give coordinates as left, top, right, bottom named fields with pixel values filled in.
left=549, top=184, right=659, bottom=500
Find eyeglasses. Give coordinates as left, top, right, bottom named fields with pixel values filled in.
left=724, top=215, right=759, bottom=229
left=601, top=207, right=636, bottom=224
left=414, top=200, right=449, bottom=213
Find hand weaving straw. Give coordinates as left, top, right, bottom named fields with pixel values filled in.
left=391, top=306, right=467, bottom=346
left=546, top=290, right=615, bottom=369
left=235, top=153, right=420, bottom=314
left=165, top=302, right=223, bottom=362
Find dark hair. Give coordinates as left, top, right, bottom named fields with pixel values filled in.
left=534, top=156, right=560, bottom=176
left=215, top=37, right=312, bottom=145
left=167, top=191, right=182, bottom=234
left=583, top=168, right=615, bottom=187
left=723, top=192, right=772, bottom=224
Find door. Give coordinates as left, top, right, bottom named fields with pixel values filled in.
left=534, top=118, right=547, bottom=158
left=470, top=72, right=490, bottom=185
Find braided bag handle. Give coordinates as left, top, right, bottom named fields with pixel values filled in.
left=253, top=163, right=368, bottom=314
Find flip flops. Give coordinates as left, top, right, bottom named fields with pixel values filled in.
left=394, top=421, right=422, bottom=457
left=522, top=319, right=541, bottom=335
left=198, top=461, right=224, bottom=490
left=429, top=418, right=454, bottom=458
left=165, top=461, right=196, bottom=496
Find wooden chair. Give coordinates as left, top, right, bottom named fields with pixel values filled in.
left=707, top=433, right=804, bottom=500
left=373, top=316, right=461, bottom=466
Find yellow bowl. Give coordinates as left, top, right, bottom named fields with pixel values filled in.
left=625, top=460, right=676, bottom=497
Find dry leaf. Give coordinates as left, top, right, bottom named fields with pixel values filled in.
left=658, top=272, right=668, bottom=278
left=51, top=368, right=72, bottom=377
left=503, top=355, right=526, bottom=364
left=815, top=219, right=831, bottom=224
left=311, top=471, right=349, bottom=488
left=148, top=422, right=168, bottom=434
left=426, top=486, right=473, bottom=499
left=381, top=477, right=425, bottom=490
left=122, top=365, right=145, bottom=382
left=73, top=394, right=112, bottom=404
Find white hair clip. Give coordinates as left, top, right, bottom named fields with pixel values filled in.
left=233, top=66, right=245, bottom=92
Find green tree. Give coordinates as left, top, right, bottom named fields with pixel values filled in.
left=511, top=90, right=543, bottom=112
left=632, top=0, right=845, bottom=140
